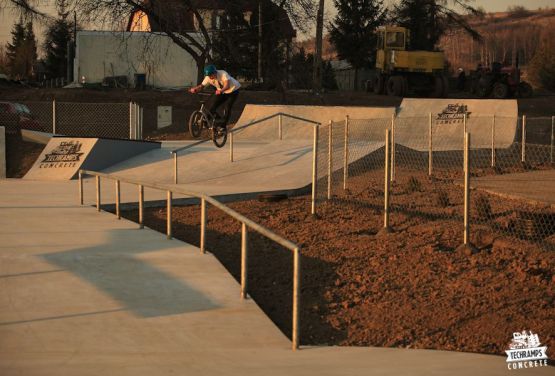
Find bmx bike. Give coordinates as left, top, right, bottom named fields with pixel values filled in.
left=188, top=93, right=228, bottom=148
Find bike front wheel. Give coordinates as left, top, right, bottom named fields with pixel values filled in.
left=188, top=110, right=205, bottom=138
left=211, top=126, right=227, bottom=148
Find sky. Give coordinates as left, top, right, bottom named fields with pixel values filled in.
left=0, top=0, right=554, bottom=54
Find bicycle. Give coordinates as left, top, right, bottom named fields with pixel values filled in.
left=188, top=93, right=228, bottom=148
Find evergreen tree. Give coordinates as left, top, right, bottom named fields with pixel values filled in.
left=5, top=19, right=37, bottom=79
left=43, top=0, right=74, bottom=78
left=329, top=0, right=387, bottom=90
left=393, top=0, right=480, bottom=51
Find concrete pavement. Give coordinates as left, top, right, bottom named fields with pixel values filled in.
left=1, top=178, right=553, bottom=375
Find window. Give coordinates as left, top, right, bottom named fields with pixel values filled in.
left=386, top=32, right=405, bottom=48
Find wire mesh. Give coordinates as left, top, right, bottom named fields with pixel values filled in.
left=315, top=114, right=555, bottom=251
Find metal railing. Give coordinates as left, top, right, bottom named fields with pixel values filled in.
left=169, top=112, right=321, bottom=215
left=78, top=169, right=302, bottom=350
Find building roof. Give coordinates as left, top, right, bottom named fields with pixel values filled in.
left=127, top=0, right=296, bottom=39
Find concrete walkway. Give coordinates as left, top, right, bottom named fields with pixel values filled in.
left=0, top=179, right=551, bottom=376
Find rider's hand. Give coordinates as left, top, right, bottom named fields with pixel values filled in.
left=189, top=87, right=197, bottom=94
left=215, top=89, right=222, bottom=95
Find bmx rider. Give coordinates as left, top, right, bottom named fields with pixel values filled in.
left=189, top=65, right=241, bottom=130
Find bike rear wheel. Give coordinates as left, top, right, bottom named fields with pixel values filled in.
left=211, top=126, right=227, bottom=148
left=188, top=110, right=205, bottom=138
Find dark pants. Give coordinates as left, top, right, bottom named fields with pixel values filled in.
left=207, top=90, right=239, bottom=127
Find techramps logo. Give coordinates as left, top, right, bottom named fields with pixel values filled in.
left=435, top=103, right=472, bottom=125
left=39, top=141, right=84, bottom=169
left=506, top=330, right=549, bottom=370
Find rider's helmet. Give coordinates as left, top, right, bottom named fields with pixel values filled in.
left=204, top=64, right=217, bottom=77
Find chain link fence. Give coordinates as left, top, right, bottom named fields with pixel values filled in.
left=10, top=101, right=143, bottom=139
left=315, top=114, right=555, bottom=251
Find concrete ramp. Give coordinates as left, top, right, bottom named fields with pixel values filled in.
left=24, top=137, right=160, bottom=180
left=396, top=99, right=518, bottom=150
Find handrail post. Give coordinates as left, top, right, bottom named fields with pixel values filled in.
left=311, top=125, right=319, bottom=216
left=200, top=198, right=206, bottom=253
left=327, top=120, right=332, bottom=200
left=173, top=153, right=178, bottom=184
left=230, top=131, right=234, bottom=162
left=96, top=175, right=101, bottom=212
left=115, top=180, right=121, bottom=219
left=139, top=184, right=144, bottom=229
left=292, top=247, right=301, bottom=351
left=241, top=223, right=248, bottom=299
left=491, top=115, right=496, bottom=167
left=343, top=115, right=349, bottom=190
left=78, top=171, right=83, bottom=205
left=521, top=115, right=526, bottom=163
left=167, top=190, right=172, bottom=239
left=278, top=113, right=283, bottom=140
left=428, top=112, right=433, bottom=176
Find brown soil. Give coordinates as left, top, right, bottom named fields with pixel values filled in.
left=117, top=168, right=554, bottom=359
left=5, top=135, right=44, bottom=178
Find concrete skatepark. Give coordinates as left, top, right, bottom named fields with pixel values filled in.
left=2, top=100, right=553, bottom=375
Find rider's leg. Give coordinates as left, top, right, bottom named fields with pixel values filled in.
left=221, top=91, right=239, bottom=127
left=207, top=94, right=226, bottom=122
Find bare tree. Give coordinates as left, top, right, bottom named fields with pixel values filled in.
left=0, top=0, right=48, bottom=18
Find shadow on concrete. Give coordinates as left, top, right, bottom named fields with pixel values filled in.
left=41, top=229, right=220, bottom=318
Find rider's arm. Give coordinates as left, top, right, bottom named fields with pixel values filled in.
left=189, top=84, right=203, bottom=93
left=217, top=78, right=229, bottom=94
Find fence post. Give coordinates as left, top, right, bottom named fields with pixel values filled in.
left=428, top=112, right=433, bottom=176
left=390, top=114, right=396, bottom=182
left=140, top=106, right=144, bottom=140
left=311, top=125, right=319, bottom=216
left=139, top=185, right=144, bottom=229
left=95, top=175, right=101, bottom=212
left=380, top=129, right=392, bottom=234
left=521, top=115, right=526, bottom=163
left=173, top=153, right=178, bottom=184
left=115, top=180, right=121, bottom=220
left=78, top=171, right=83, bottom=205
left=167, top=190, right=172, bottom=239
left=129, top=102, right=133, bottom=139
left=52, top=99, right=57, bottom=134
left=327, top=120, right=333, bottom=200
left=278, top=113, right=283, bottom=140
left=230, top=131, right=234, bottom=162
left=457, top=132, right=477, bottom=254
left=491, top=115, right=496, bottom=167
left=551, top=116, right=554, bottom=164
left=292, top=247, right=301, bottom=351
left=200, top=198, right=206, bottom=254
left=241, top=223, right=248, bottom=299
left=343, top=115, right=349, bottom=190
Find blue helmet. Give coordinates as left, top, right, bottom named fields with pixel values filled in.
left=204, top=64, right=217, bottom=76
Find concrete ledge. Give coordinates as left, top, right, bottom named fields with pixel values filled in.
left=22, top=129, right=53, bottom=145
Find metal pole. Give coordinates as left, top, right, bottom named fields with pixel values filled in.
left=463, top=132, right=470, bottom=245
left=463, top=113, right=467, bottom=172
left=52, top=99, right=57, bottom=134
left=241, top=223, right=248, bottom=299
left=230, top=131, right=234, bottom=162
left=390, top=114, right=395, bottom=182
left=292, top=247, right=301, bottom=351
left=167, top=190, right=172, bottom=239
left=115, top=180, right=121, bottom=220
left=95, top=175, right=100, bottom=212
left=343, top=115, right=349, bottom=190
left=129, top=102, right=133, bottom=139
left=200, top=198, right=206, bottom=254
left=278, top=114, right=283, bottom=140
left=139, top=185, right=144, bottom=229
left=140, top=106, right=144, bottom=140
left=78, top=171, right=83, bottom=205
left=551, top=116, right=554, bottom=164
left=383, top=130, right=391, bottom=231
left=428, top=112, right=433, bottom=176
left=521, top=115, right=526, bottom=163
left=173, top=153, right=178, bottom=184
left=491, top=115, right=496, bottom=167
left=327, top=120, right=332, bottom=200
left=311, top=126, right=319, bottom=215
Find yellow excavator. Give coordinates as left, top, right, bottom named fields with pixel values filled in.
left=369, top=26, right=448, bottom=97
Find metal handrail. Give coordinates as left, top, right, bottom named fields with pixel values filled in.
left=78, top=169, right=301, bottom=350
